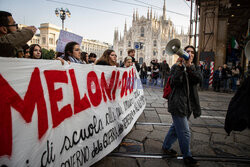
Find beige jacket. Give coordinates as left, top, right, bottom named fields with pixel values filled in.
left=0, top=28, right=34, bottom=57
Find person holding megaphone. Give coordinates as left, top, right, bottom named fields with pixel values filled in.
left=162, top=42, right=202, bottom=167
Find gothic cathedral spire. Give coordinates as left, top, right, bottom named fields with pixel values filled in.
left=124, top=20, right=127, bottom=33
left=133, top=9, right=135, bottom=21
left=163, top=0, right=166, bottom=20
left=136, top=9, right=139, bottom=20
left=150, top=7, right=152, bottom=20
left=147, top=8, right=149, bottom=20
left=113, top=28, right=118, bottom=41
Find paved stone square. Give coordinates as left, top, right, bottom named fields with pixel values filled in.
left=93, top=86, right=250, bottom=167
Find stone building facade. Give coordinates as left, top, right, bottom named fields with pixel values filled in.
left=19, top=23, right=111, bottom=58
left=113, top=0, right=189, bottom=66
left=81, top=39, right=112, bottom=58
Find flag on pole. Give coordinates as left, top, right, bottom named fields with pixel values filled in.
left=231, top=37, right=239, bottom=49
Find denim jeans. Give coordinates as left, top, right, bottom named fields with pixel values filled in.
left=213, top=79, right=222, bottom=91
left=151, top=78, right=158, bottom=86
left=142, top=78, right=147, bottom=84
left=223, top=78, right=229, bottom=91
left=203, top=78, right=209, bottom=89
left=231, top=77, right=238, bottom=91
left=140, top=74, right=147, bottom=84
left=162, top=115, right=192, bottom=158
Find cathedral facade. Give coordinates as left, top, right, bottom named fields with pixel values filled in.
left=113, top=0, right=189, bottom=66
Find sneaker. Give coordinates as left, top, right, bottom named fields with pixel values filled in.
left=162, top=148, right=177, bottom=157
left=184, top=156, right=199, bottom=167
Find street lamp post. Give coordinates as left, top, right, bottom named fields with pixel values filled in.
left=55, top=8, right=71, bottom=30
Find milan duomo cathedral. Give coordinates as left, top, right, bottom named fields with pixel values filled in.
left=113, top=0, right=189, bottom=66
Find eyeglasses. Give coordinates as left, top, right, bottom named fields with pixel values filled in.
left=5, top=24, right=18, bottom=29
left=186, top=50, right=195, bottom=54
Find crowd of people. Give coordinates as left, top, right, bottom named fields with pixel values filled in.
left=137, top=59, right=170, bottom=88
left=211, top=63, right=243, bottom=92
left=0, top=10, right=202, bottom=166
left=138, top=58, right=245, bottom=94
left=0, top=11, right=138, bottom=69
left=1, top=10, right=244, bottom=94
left=2, top=10, right=250, bottom=167
left=198, top=62, right=244, bottom=93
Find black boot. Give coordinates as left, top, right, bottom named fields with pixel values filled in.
left=184, top=156, right=199, bottom=167
left=162, top=147, right=177, bottom=157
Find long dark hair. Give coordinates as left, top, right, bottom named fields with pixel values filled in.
left=95, top=49, right=116, bottom=66
left=64, top=41, right=79, bottom=61
left=184, top=45, right=197, bottom=65
left=22, top=44, right=29, bottom=54
left=81, top=52, right=88, bottom=63
left=29, top=44, right=42, bottom=59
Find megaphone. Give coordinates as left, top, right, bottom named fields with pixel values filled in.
left=166, top=39, right=190, bottom=60
left=245, top=40, right=250, bottom=60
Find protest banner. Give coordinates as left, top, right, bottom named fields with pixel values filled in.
left=0, top=57, right=146, bottom=167
left=56, top=30, right=83, bottom=53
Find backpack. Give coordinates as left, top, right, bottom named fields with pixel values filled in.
left=163, top=76, right=172, bottom=99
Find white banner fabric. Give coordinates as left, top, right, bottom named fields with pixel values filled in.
left=0, top=57, right=146, bottom=167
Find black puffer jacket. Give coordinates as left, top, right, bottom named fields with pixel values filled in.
left=168, top=64, right=202, bottom=118
left=224, top=76, right=250, bottom=135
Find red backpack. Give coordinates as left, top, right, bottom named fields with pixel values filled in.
left=163, top=76, right=172, bottom=99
